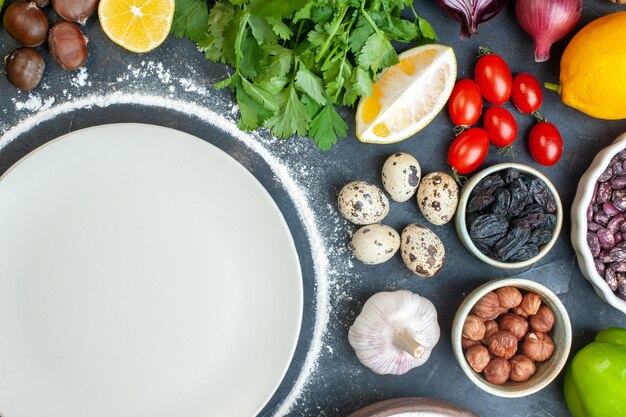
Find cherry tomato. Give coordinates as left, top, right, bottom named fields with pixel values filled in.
left=512, top=73, right=543, bottom=114
left=528, top=122, right=563, bottom=166
left=448, top=128, right=490, bottom=175
left=448, top=79, right=483, bottom=126
left=484, top=106, right=518, bottom=147
left=474, top=53, right=512, bottom=105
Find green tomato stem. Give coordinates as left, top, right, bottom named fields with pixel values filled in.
left=544, top=82, right=562, bottom=95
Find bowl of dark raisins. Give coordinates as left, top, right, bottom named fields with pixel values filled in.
left=456, top=163, right=563, bottom=269
left=571, top=132, right=626, bottom=314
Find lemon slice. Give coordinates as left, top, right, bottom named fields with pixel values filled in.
left=99, top=0, right=174, bottom=53
left=356, top=44, right=457, bottom=144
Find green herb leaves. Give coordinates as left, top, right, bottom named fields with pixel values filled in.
left=172, top=0, right=436, bottom=150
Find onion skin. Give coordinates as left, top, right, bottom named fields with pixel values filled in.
left=515, top=0, right=582, bottom=62
left=437, top=0, right=508, bottom=39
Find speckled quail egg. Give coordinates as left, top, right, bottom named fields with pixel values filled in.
left=338, top=181, right=389, bottom=225
left=400, top=224, right=445, bottom=277
left=350, top=224, right=400, bottom=265
left=381, top=152, right=421, bottom=202
left=417, top=172, right=459, bottom=226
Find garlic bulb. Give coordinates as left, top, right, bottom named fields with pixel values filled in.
left=348, top=290, right=440, bottom=375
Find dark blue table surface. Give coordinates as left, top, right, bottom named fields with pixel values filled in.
left=1, top=1, right=626, bottom=416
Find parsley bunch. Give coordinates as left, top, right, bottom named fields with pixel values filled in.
left=173, top=0, right=436, bottom=150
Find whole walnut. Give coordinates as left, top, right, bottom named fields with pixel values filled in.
left=484, top=357, right=511, bottom=385
left=510, top=354, right=536, bottom=382
left=488, top=331, right=518, bottom=359
left=472, top=292, right=501, bottom=320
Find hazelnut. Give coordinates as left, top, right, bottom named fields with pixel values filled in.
left=465, top=345, right=491, bottom=373
left=512, top=306, right=529, bottom=319
left=484, top=357, right=511, bottom=385
left=520, top=292, right=542, bottom=316
left=499, top=313, right=529, bottom=340
left=530, top=305, right=555, bottom=333
left=523, top=332, right=555, bottom=362
left=482, top=320, right=499, bottom=345
left=496, top=286, right=523, bottom=309
left=472, top=292, right=500, bottom=320
left=488, top=331, right=518, bottom=359
left=509, top=354, right=536, bottom=382
left=463, top=315, right=486, bottom=340
left=462, top=337, right=482, bottom=350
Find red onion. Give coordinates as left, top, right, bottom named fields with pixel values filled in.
left=516, top=0, right=582, bottom=62
left=437, top=0, right=508, bottom=39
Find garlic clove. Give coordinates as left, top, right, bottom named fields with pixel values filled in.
left=348, top=290, right=440, bottom=375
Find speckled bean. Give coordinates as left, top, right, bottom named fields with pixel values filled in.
left=597, top=182, right=612, bottom=203
left=587, top=232, right=602, bottom=257
left=599, top=250, right=613, bottom=263
left=604, top=202, right=620, bottom=216
left=593, top=203, right=602, bottom=213
left=609, top=246, right=626, bottom=262
left=587, top=205, right=594, bottom=221
left=594, top=211, right=610, bottom=226
left=613, top=190, right=626, bottom=212
left=595, top=258, right=606, bottom=277
left=606, top=268, right=618, bottom=291
left=613, top=159, right=626, bottom=176
left=588, top=222, right=603, bottom=232
left=619, top=150, right=626, bottom=160
left=611, top=176, right=626, bottom=190
left=609, top=262, right=626, bottom=272
left=617, top=275, right=626, bottom=301
left=599, top=167, right=613, bottom=182
left=598, top=228, right=616, bottom=249
left=608, top=214, right=626, bottom=234
left=616, top=234, right=623, bottom=245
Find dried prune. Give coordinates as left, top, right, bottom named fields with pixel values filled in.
left=516, top=204, right=543, bottom=219
left=530, top=229, right=552, bottom=246
left=504, top=168, right=521, bottom=184
left=508, top=179, right=532, bottom=218
left=495, top=226, right=531, bottom=261
left=470, top=214, right=508, bottom=245
left=530, top=178, right=557, bottom=213
left=492, top=188, right=511, bottom=216
left=474, top=239, right=496, bottom=258
left=539, top=213, right=557, bottom=231
left=508, top=243, right=539, bottom=261
left=467, top=192, right=495, bottom=213
left=473, top=174, right=504, bottom=195
left=514, top=213, right=545, bottom=229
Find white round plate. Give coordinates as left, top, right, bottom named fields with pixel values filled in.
left=0, top=123, right=303, bottom=417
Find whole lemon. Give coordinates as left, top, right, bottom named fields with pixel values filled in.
left=559, top=11, right=626, bottom=120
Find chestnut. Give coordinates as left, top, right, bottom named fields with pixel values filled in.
left=5, top=47, right=45, bottom=91
left=48, top=22, right=88, bottom=70
left=52, top=0, right=99, bottom=25
left=3, top=2, right=49, bottom=47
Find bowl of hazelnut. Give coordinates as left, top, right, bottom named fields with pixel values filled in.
left=451, top=278, right=572, bottom=397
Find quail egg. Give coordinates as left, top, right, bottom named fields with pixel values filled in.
left=381, top=152, right=421, bottom=202
left=400, top=224, right=445, bottom=277
left=351, top=224, right=400, bottom=265
left=338, top=181, right=389, bottom=225
left=417, top=172, right=459, bottom=226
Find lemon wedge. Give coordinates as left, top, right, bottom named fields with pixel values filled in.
left=356, top=44, right=457, bottom=144
left=99, top=0, right=175, bottom=53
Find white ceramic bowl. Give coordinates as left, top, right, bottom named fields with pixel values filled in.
left=455, top=163, right=563, bottom=269
left=571, top=132, right=626, bottom=314
left=452, top=278, right=572, bottom=398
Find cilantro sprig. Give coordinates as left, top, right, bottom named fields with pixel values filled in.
left=173, top=0, right=436, bottom=150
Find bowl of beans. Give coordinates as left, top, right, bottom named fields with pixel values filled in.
left=571, top=132, right=626, bottom=314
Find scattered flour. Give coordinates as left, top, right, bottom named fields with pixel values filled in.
left=71, top=67, right=91, bottom=88
left=0, top=89, right=357, bottom=416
